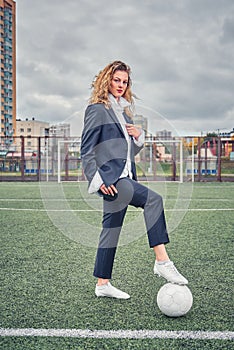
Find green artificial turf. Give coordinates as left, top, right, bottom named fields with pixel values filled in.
left=0, top=182, right=233, bottom=349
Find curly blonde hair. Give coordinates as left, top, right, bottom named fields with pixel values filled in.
left=89, top=60, right=134, bottom=109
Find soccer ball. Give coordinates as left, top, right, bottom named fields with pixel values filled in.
left=157, top=283, right=193, bottom=317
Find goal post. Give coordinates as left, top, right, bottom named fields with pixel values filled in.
left=57, top=138, right=82, bottom=183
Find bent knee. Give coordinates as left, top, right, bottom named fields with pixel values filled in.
left=148, top=190, right=163, bottom=205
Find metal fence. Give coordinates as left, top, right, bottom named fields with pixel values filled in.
left=0, top=136, right=233, bottom=182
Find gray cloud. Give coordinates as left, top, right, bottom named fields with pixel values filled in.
left=16, top=0, right=234, bottom=135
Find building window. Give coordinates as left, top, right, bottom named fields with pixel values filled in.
left=20, top=128, right=24, bottom=133
left=27, top=128, right=31, bottom=133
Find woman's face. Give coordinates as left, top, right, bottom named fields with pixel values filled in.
left=109, top=70, right=129, bottom=100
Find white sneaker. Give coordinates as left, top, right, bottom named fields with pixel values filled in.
left=95, top=282, right=130, bottom=299
left=154, top=261, right=188, bottom=285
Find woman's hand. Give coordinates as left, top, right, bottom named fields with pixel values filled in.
left=125, top=124, right=141, bottom=140
left=100, top=184, right=118, bottom=196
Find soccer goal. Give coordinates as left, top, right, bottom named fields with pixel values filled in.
left=57, top=137, right=188, bottom=183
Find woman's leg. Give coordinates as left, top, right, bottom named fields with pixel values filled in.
left=153, top=244, right=170, bottom=262
left=94, top=204, right=127, bottom=281
left=126, top=179, right=170, bottom=248
left=94, top=188, right=131, bottom=298
left=127, top=178, right=188, bottom=284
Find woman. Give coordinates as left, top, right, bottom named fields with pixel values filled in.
left=81, top=60, right=188, bottom=299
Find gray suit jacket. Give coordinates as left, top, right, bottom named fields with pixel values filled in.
left=81, top=103, right=143, bottom=188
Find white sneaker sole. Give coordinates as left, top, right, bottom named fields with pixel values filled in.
left=95, top=293, right=130, bottom=299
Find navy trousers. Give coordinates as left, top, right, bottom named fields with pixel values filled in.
left=93, top=178, right=169, bottom=279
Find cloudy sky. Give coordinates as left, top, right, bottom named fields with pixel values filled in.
left=17, top=0, right=234, bottom=136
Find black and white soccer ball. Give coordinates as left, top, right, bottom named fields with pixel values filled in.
left=157, top=283, right=193, bottom=317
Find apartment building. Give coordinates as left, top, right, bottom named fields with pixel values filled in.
left=0, top=0, right=16, bottom=147
left=15, top=117, right=49, bottom=152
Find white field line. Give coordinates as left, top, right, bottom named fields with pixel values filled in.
left=0, top=207, right=233, bottom=212
left=0, top=198, right=234, bottom=202
left=0, top=328, right=233, bottom=340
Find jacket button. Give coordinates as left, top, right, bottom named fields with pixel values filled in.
left=123, top=159, right=126, bottom=163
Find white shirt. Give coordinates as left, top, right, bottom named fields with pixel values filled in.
left=88, top=94, right=144, bottom=193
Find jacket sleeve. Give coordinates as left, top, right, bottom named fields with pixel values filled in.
left=80, top=105, right=103, bottom=185
left=123, top=112, right=144, bottom=156
left=133, top=129, right=145, bottom=155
